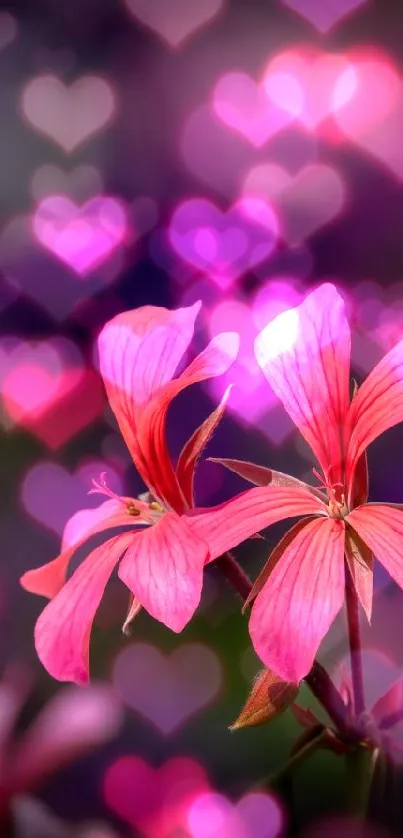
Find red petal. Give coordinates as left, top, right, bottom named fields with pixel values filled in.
left=99, top=301, right=239, bottom=512
left=346, top=503, right=403, bottom=591
left=344, top=526, right=373, bottom=622
left=243, top=517, right=315, bottom=610
left=98, top=302, right=201, bottom=414
left=97, top=302, right=201, bottom=506
left=34, top=533, right=134, bottom=684
left=176, top=386, right=232, bottom=507
left=347, top=337, right=403, bottom=485
left=186, top=485, right=326, bottom=560
left=136, top=332, right=239, bottom=511
left=20, top=499, right=138, bottom=599
left=249, top=517, right=346, bottom=683
left=118, top=513, right=209, bottom=632
left=254, top=283, right=351, bottom=484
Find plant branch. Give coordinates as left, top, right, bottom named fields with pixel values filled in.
left=214, top=550, right=254, bottom=601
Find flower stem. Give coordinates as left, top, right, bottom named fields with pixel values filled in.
left=305, top=661, right=356, bottom=740
left=215, top=550, right=254, bottom=601
left=344, top=558, right=366, bottom=718
left=217, top=551, right=353, bottom=738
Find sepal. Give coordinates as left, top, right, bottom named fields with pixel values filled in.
left=230, top=668, right=298, bottom=730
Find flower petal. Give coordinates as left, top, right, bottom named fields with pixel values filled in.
left=346, top=504, right=403, bottom=591
left=347, top=337, right=403, bottom=484
left=176, top=386, right=232, bottom=507
left=118, top=513, right=209, bottom=632
left=249, top=517, right=346, bottom=683
left=254, top=283, right=351, bottom=483
left=243, top=517, right=315, bottom=610
left=20, top=500, right=139, bottom=599
left=136, top=332, right=239, bottom=511
left=97, top=302, right=201, bottom=505
left=344, top=525, right=373, bottom=622
left=186, top=485, right=326, bottom=560
left=98, top=302, right=201, bottom=412
left=34, top=533, right=134, bottom=684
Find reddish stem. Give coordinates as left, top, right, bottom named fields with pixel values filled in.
left=344, top=558, right=366, bottom=718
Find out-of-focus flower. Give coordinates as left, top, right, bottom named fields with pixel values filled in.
left=213, top=283, right=403, bottom=684
left=21, top=302, right=245, bottom=684
left=0, top=666, right=123, bottom=834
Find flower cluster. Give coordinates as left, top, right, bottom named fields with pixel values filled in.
left=21, top=284, right=403, bottom=689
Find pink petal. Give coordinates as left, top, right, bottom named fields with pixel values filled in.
left=176, top=386, right=232, bottom=507
left=118, top=513, right=209, bottom=632
left=99, top=299, right=239, bottom=513
left=98, top=302, right=201, bottom=411
left=34, top=533, right=134, bottom=684
left=344, top=526, right=373, bottom=622
left=347, top=337, right=403, bottom=485
left=186, top=485, right=326, bottom=560
left=346, top=503, right=403, bottom=591
left=20, top=499, right=138, bottom=599
left=97, top=302, right=201, bottom=507
left=136, top=332, right=239, bottom=512
left=249, top=517, right=346, bottom=683
left=243, top=518, right=315, bottom=610
left=254, top=283, right=351, bottom=484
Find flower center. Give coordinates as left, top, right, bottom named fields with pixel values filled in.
left=89, top=474, right=165, bottom=523
left=312, top=468, right=349, bottom=519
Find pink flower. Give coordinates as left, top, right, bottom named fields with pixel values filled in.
left=21, top=301, right=249, bottom=684
left=215, top=283, right=403, bottom=684
left=0, top=665, right=122, bottom=829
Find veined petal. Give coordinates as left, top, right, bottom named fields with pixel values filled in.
left=34, top=533, right=134, bottom=684
left=346, top=504, right=403, bottom=591
left=249, top=517, right=346, bottom=683
left=186, top=485, right=326, bottom=560
left=136, top=332, right=240, bottom=512
left=118, top=512, right=209, bottom=632
left=97, top=302, right=201, bottom=503
left=176, top=386, right=232, bottom=507
left=243, top=518, right=315, bottom=610
left=347, top=338, right=403, bottom=484
left=20, top=499, right=139, bottom=599
left=344, top=525, right=373, bottom=622
left=98, top=302, right=201, bottom=414
left=254, top=284, right=351, bottom=483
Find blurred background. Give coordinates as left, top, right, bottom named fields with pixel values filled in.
left=2, top=0, right=403, bottom=835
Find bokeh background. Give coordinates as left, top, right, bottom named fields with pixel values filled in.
left=2, top=0, right=403, bottom=835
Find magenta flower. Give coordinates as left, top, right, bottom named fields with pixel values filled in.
left=21, top=302, right=245, bottom=684
left=0, top=666, right=122, bottom=829
left=215, top=283, right=403, bottom=684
